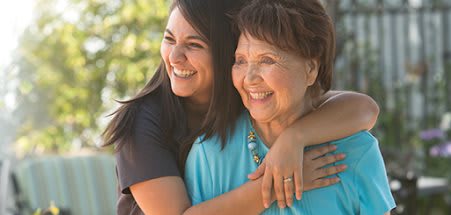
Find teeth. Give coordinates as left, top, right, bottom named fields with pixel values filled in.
left=249, top=92, right=273, bottom=100
left=173, top=68, right=196, bottom=78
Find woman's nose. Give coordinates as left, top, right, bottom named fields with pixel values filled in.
left=244, top=64, right=263, bottom=85
left=169, top=45, right=186, bottom=65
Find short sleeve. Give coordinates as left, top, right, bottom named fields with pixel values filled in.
left=116, top=95, right=181, bottom=194
left=355, top=138, right=396, bottom=215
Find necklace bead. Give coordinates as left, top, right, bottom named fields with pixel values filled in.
left=248, top=142, right=257, bottom=150
left=247, top=131, right=262, bottom=165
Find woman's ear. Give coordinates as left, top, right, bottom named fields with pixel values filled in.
left=306, top=59, right=319, bottom=86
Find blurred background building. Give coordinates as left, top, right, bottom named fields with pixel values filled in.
left=328, top=1, right=451, bottom=213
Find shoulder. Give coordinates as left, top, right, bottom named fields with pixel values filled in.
left=136, top=88, right=163, bottom=122
left=332, top=131, right=376, bottom=146
left=328, top=131, right=382, bottom=172
left=332, top=132, right=395, bottom=213
left=195, top=110, right=249, bottom=145
left=187, top=111, right=250, bottom=167
left=116, top=88, right=180, bottom=194
left=331, top=131, right=377, bottom=157
left=349, top=136, right=396, bottom=213
left=131, top=89, right=167, bottom=141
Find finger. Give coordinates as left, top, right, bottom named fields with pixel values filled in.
left=305, top=144, right=337, bottom=160
left=274, top=173, right=286, bottom=208
left=307, top=177, right=341, bottom=190
left=261, top=167, right=273, bottom=208
left=248, top=162, right=266, bottom=180
left=294, top=169, right=303, bottom=200
left=313, top=153, right=346, bottom=169
left=284, top=177, right=294, bottom=207
left=316, top=164, right=347, bottom=179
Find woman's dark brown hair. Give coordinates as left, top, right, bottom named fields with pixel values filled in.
left=236, top=0, right=336, bottom=96
left=102, top=0, right=245, bottom=173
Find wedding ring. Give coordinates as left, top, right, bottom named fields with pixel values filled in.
left=283, top=176, right=293, bottom=183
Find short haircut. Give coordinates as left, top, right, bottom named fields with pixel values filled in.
left=236, top=0, right=336, bottom=96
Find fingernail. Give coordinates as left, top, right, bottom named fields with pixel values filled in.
left=339, top=154, right=346, bottom=159
left=297, top=193, right=302, bottom=200
left=341, top=165, right=348, bottom=170
left=331, top=145, right=337, bottom=150
left=264, top=202, right=269, bottom=208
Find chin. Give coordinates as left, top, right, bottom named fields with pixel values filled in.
left=249, top=111, right=270, bottom=123
left=172, top=88, right=194, bottom=98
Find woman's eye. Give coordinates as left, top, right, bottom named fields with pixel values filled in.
left=234, top=58, right=246, bottom=65
left=188, top=43, right=203, bottom=49
left=261, top=57, right=275, bottom=64
left=163, top=36, right=175, bottom=43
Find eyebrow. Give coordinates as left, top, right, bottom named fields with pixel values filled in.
left=258, top=51, right=281, bottom=57
left=165, top=29, right=208, bottom=44
left=235, top=49, right=281, bottom=58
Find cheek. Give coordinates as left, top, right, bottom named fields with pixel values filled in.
left=263, top=69, right=288, bottom=88
left=193, top=50, right=213, bottom=70
left=284, top=77, right=308, bottom=102
left=265, top=72, right=301, bottom=96
left=231, top=68, right=243, bottom=90
left=160, top=44, right=170, bottom=62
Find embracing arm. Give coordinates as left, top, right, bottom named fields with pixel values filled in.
left=295, top=90, right=379, bottom=146
left=253, top=90, right=379, bottom=207
left=130, top=175, right=266, bottom=214
left=130, top=145, right=343, bottom=215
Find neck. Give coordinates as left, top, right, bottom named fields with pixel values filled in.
left=253, top=96, right=315, bottom=147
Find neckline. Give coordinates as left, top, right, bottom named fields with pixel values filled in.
left=245, top=111, right=270, bottom=150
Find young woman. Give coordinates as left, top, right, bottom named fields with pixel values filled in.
left=102, top=0, right=380, bottom=214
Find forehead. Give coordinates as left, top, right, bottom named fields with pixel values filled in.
left=236, top=33, right=278, bottom=51
left=236, top=33, right=297, bottom=60
left=166, top=7, right=197, bottom=34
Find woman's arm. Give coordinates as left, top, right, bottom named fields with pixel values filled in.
left=130, top=145, right=344, bottom=214
left=131, top=175, right=266, bottom=214
left=250, top=91, right=379, bottom=208
left=299, top=90, right=380, bottom=144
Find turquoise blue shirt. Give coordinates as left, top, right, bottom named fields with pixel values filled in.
left=185, top=112, right=396, bottom=214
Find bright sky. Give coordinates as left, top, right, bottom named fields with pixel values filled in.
left=0, top=0, right=34, bottom=68
left=0, top=0, right=34, bottom=111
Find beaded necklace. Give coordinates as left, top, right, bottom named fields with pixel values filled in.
left=247, top=131, right=264, bottom=165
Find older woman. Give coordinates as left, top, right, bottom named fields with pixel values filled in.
left=185, top=0, right=396, bottom=214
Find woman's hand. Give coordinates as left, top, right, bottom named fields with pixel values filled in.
left=247, top=126, right=304, bottom=208
left=248, top=143, right=345, bottom=208
left=302, top=145, right=346, bottom=191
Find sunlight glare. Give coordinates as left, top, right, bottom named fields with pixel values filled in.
left=0, top=0, right=34, bottom=67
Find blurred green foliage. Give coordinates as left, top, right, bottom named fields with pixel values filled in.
left=13, top=0, right=169, bottom=155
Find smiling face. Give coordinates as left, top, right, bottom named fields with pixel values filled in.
left=160, top=7, right=213, bottom=105
left=232, top=33, right=319, bottom=125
